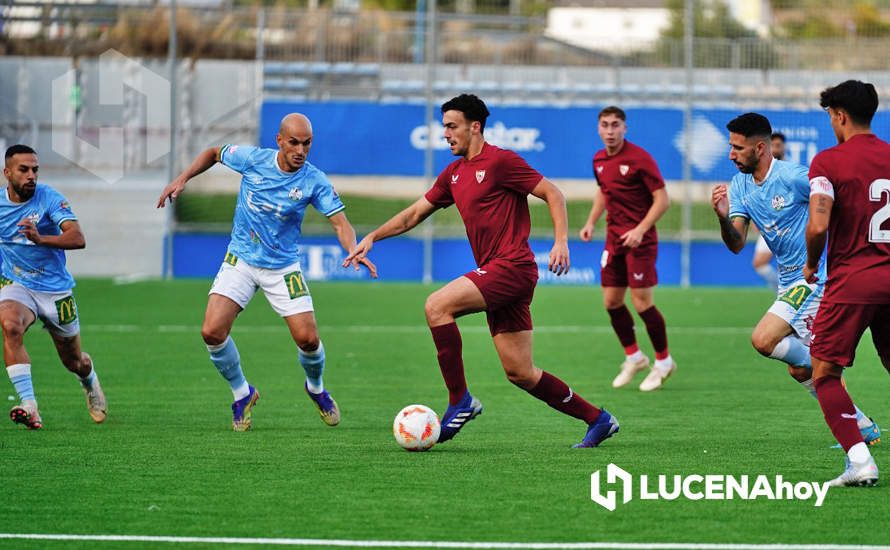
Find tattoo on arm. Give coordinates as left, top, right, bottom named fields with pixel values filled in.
left=814, top=195, right=829, bottom=214
left=719, top=216, right=744, bottom=249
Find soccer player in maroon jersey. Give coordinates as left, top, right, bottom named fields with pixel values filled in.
left=804, top=80, right=890, bottom=486
left=579, top=106, right=676, bottom=392
left=345, top=94, right=618, bottom=447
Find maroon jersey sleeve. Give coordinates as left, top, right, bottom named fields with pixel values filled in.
left=496, top=150, right=544, bottom=195
left=637, top=149, right=665, bottom=194
left=425, top=166, right=456, bottom=208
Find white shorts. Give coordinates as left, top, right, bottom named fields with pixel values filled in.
left=767, top=279, right=823, bottom=345
left=209, top=256, right=315, bottom=317
left=754, top=234, right=771, bottom=255
left=0, top=281, right=80, bottom=338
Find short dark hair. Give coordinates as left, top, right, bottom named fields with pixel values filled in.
left=770, top=132, right=786, bottom=142
left=598, top=106, right=626, bottom=121
left=441, top=94, right=490, bottom=132
left=5, top=144, right=36, bottom=161
left=726, top=113, right=772, bottom=139
left=819, top=80, right=879, bottom=126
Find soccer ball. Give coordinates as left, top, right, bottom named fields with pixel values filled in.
left=393, top=404, right=441, bottom=452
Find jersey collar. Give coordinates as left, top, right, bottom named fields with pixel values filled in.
left=753, top=156, right=775, bottom=186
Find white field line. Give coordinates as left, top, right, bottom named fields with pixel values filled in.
left=0, top=534, right=886, bottom=550
left=87, top=324, right=752, bottom=335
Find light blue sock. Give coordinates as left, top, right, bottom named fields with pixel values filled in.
left=78, top=368, right=97, bottom=389
left=207, top=337, right=249, bottom=400
left=769, top=336, right=811, bottom=368
left=299, top=341, right=325, bottom=394
left=7, top=363, right=35, bottom=403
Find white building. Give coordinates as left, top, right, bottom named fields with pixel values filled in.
left=545, top=0, right=772, bottom=54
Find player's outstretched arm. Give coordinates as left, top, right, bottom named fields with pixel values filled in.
left=342, top=197, right=437, bottom=268
left=579, top=189, right=604, bottom=242
left=18, top=219, right=85, bottom=250
left=531, top=178, right=570, bottom=276
left=620, top=187, right=670, bottom=249
left=328, top=212, right=378, bottom=279
left=157, top=147, right=222, bottom=208
left=712, top=185, right=748, bottom=253
left=804, top=192, right=832, bottom=283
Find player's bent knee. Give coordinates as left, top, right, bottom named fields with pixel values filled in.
left=424, top=295, right=450, bottom=325
left=503, top=366, right=536, bottom=389
left=297, top=336, right=321, bottom=352
left=201, top=326, right=229, bottom=346
left=0, top=318, right=26, bottom=340
left=750, top=332, right=775, bottom=356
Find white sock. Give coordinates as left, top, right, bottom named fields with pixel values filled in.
left=848, top=442, right=872, bottom=463
left=654, top=356, right=674, bottom=372
left=78, top=368, right=97, bottom=389
left=232, top=381, right=250, bottom=400
left=626, top=350, right=645, bottom=363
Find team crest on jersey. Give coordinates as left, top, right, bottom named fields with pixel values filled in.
left=619, top=164, right=630, bottom=176
left=596, top=165, right=603, bottom=174
left=475, top=170, right=486, bottom=183
left=451, top=174, right=459, bottom=184
left=288, top=187, right=303, bottom=201
left=771, top=194, right=786, bottom=211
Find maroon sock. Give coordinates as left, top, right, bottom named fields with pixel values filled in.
left=639, top=306, right=669, bottom=359
left=607, top=305, right=637, bottom=350
left=527, top=371, right=601, bottom=424
left=814, top=376, right=864, bottom=452
left=430, top=323, right=468, bottom=405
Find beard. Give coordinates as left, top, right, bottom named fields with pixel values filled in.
left=12, top=181, right=35, bottom=200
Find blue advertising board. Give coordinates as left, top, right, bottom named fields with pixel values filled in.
left=260, top=101, right=887, bottom=181
left=173, top=234, right=770, bottom=287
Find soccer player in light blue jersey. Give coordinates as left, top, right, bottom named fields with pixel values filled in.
left=711, top=113, right=880, bottom=446
left=157, top=113, right=376, bottom=432
left=1, top=145, right=107, bottom=429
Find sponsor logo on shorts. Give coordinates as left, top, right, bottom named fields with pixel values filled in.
left=54, top=296, right=78, bottom=325
left=779, top=283, right=813, bottom=310
left=474, top=268, right=487, bottom=276
left=284, top=270, right=309, bottom=299
left=633, top=272, right=645, bottom=281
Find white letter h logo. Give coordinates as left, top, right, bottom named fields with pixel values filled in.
left=591, top=463, right=633, bottom=511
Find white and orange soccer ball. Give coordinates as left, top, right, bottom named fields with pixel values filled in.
left=393, top=404, right=441, bottom=452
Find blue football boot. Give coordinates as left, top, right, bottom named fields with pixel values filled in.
left=305, top=383, right=341, bottom=426
left=573, top=409, right=619, bottom=448
left=438, top=391, right=483, bottom=443
left=231, top=385, right=259, bottom=432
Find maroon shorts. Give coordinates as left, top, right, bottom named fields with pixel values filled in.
left=810, top=301, right=890, bottom=367
left=600, top=241, right=658, bottom=288
left=464, top=258, right=538, bottom=336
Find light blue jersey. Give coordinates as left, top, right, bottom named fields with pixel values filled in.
left=220, top=145, right=345, bottom=269
left=728, top=158, right=827, bottom=289
left=0, top=184, right=77, bottom=292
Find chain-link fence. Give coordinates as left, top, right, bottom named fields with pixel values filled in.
left=2, top=1, right=889, bottom=280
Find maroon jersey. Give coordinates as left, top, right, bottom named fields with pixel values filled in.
left=809, top=133, right=890, bottom=304
left=593, top=140, right=665, bottom=248
left=425, top=143, right=543, bottom=266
